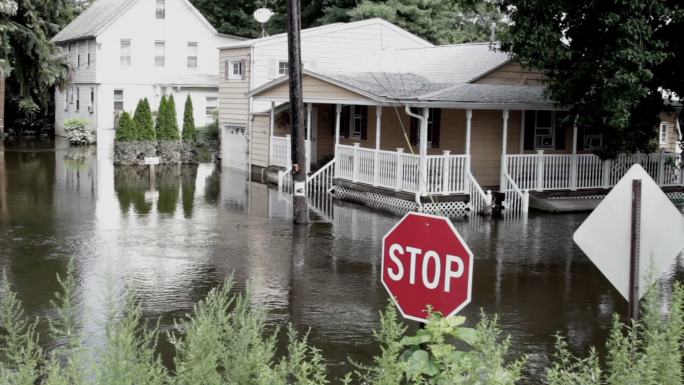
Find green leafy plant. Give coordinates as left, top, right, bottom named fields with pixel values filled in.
left=181, top=95, right=196, bottom=142
left=156, top=95, right=180, bottom=141
left=63, top=118, right=95, bottom=145
left=133, top=98, right=155, bottom=141
left=115, top=112, right=135, bottom=142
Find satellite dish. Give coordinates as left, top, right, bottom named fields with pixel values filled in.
left=254, top=8, right=274, bottom=37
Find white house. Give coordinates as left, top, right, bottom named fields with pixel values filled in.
left=217, top=18, right=433, bottom=170
left=52, top=0, right=244, bottom=145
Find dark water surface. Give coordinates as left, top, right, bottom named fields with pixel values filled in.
left=0, top=139, right=682, bottom=383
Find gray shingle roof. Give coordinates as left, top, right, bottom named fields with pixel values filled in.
left=419, top=83, right=550, bottom=105
left=52, top=0, right=136, bottom=43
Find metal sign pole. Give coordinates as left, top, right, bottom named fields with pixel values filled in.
left=628, top=179, right=641, bottom=321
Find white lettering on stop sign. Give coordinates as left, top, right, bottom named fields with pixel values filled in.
left=387, top=243, right=464, bottom=292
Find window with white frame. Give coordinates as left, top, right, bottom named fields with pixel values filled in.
left=205, top=97, right=218, bottom=125
left=155, top=0, right=165, bottom=19
left=70, top=87, right=74, bottom=105
left=75, top=87, right=80, bottom=111
left=660, top=122, right=669, bottom=145
left=77, top=44, right=82, bottom=67
left=120, top=39, right=131, bottom=65
left=350, top=106, right=363, bottom=138
left=278, top=61, right=289, bottom=75
left=227, top=60, right=243, bottom=80
left=154, top=41, right=165, bottom=67
left=87, top=41, right=93, bottom=66
left=64, top=89, right=69, bottom=111
left=187, top=42, right=198, bottom=68
left=89, top=87, right=95, bottom=113
left=583, top=125, right=603, bottom=150
left=534, top=110, right=554, bottom=148
left=113, top=90, right=124, bottom=113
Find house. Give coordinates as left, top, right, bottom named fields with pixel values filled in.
left=0, top=76, right=4, bottom=133
left=52, top=0, right=244, bottom=145
left=216, top=18, right=433, bottom=170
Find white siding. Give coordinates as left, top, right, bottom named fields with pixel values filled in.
left=59, top=38, right=97, bottom=83
left=54, top=84, right=99, bottom=137
left=218, top=47, right=251, bottom=169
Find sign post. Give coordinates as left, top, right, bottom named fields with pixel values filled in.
left=381, top=212, right=473, bottom=323
left=574, top=164, right=684, bottom=320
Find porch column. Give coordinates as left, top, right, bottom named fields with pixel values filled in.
left=571, top=122, right=578, bottom=190
left=499, top=109, right=509, bottom=192
left=419, top=108, right=429, bottom=195
left=465, top=109, right=472, bottom=191
left=306, top=103, right=312, bottom=172
left=334, top=104, right=341, bottom=148
left=374, top=106, right=382, bottom=186
left=270, top=101, right=275, bottom=137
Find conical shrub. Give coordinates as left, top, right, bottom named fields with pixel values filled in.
left=155, top=96, right=167, bottom=138
left=115, top=111, right=134, bottom=141
left=158, top=95, right=180, bottom=141
left=182, top=95, right=196, bottom=142
left=134, top=98, right=155, bottom=140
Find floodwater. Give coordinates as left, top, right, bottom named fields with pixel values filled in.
left=0, top=139, right=682, bottom=383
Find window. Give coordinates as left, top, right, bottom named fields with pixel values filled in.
left=75, top=88, right=80, bottom=111
left=120, top=39, right=131, bottom=65
left=350, top=105, right=363, bottom=138
left=89, top=87, right=95, bottom=113
left=278, top=61, right=289, bottom=75
left=583, top=126, right=603, bottom=150
left=64, top=89, right=69, bottom=111
left=534, top=110, right=554, bottom=148
left=155, top=0, right=165, bottom=19
left=226, top=60, right=243, bottom=80
left=113, top=90, right=124, bottom=113
left=205, top=97, right=218, bottom=125
left=187, top=42, right=198, bottom=68
left=87, top=40, right=93, bottom=66
left=77, top=45, right=82, bottom=67
left=154, top=41, right=165, bottom=67
left=69, top=87, right=74, bottom=105
left=660, top=122, right=669, bottom=145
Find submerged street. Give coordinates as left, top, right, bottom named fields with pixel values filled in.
left=1, top=139, right=682, bottom=382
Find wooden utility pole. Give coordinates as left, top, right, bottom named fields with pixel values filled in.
left=286, top=0, right=308, bottom=224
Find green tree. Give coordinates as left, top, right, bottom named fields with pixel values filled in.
left=500, top=0, right=682, bottom=157
left=154, top=95, right=167, bottom=137
left=182, top=95, right=196, bottom=142
left=133, top=98, right=155, bottom=140
left=115, top=111, right=134, bottom=142
left=157, top=95, right=180, bottom=141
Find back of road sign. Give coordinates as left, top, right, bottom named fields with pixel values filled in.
left=573, top=164, right=684, bottom=300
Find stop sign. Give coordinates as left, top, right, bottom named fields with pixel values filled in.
left=382, top=212, right=473, bottom=322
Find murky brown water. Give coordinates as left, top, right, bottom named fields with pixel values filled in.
left=0, top=139, right=682, bottom=383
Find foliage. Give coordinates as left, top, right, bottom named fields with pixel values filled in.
left=115, top=112, right=135, bottom=142
left=348, top=0, right=507, bottom=44
left=500, top=0, right=684, bottom=157
left=547, top=282, right=684, bottom=385
left=347, top=303, right=525, bottom=385
left=134, top=98, right=155, bottom=141
left=197, top=112, right=219, bottom=145
left=190, top=0, right=505, bottom=44
left=63, top=118, right=95, bottom=145
left=156, top=96, right=180, bottom=141
left=182, top=95, right=196, bottom=142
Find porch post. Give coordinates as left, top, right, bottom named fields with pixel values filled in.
left=442, top=150, right=451, bottom=194
left=536, top=150, right=545, bottom=191
left=571, top=123, right=578, bottom=190
left=396, top=148, right=404, bottom=191
left=334, top=104, right=341, bottom=152
left=465, top=109, right=473, bottom=191
left=270, top=101, right=275, bottom=137
left=519, top=110, right=525, bottom=154
left=419, top=108, right=429, bottom=195
left=352, top=142, right=360, bottom=183
left=374, top=106, right=382, bottom=186
left=657, top=150, right=665, bottom=186
left=499, top=109, right=509, bottom=192
left=306, top=103, right=312, bottom=172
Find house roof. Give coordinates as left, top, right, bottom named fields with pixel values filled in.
left=218, top=18, right=433, bottom=50
left=51, top=0, right=244, bottom=44
left=250, top=42, right=555, bottom=108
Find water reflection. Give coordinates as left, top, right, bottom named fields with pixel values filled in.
left=0, top=140, right=682, bottom=383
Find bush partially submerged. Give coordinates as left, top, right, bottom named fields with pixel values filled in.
left=63, top=118, right=95, bottom=145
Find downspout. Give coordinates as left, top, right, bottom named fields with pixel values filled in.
left=248, top=47, right=255, bottom=179
left=404, top=105, right=428, bottom=201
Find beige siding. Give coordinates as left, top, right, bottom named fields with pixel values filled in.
left=659, top=111, right=680, bottom=152
left=251, top=114, right=270, bottom=168
left=258, top=75, right=371, bottom=102
left=0, top=77, right=4, bottom=132
left=219, top=47, right=251, bottom=128
left=474, top=61, right=544, bottom=86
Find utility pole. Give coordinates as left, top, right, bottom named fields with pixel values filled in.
left=286, top=0, right=308, bottom=224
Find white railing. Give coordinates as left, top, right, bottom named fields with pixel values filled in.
left=501, top=171, right=530, bottom=217
left=307, top=158, right=335, bottom=195
left=467, top=171, right=493, bottom=215
left=335, top=144, right=468, bottom=195
left=506, top=150, right=683, bottom=192
left=269, top=135, right=311, bottom=172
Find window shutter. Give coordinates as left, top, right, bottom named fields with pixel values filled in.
left=224, top=60, right=229, bottom=80
left=524, top=110, right=535, bottom=150
left=409, top=108, right=418, bottom=145
left=341, top=106, right=350, bottom=138
left=554, top=111, right=567, bottom=150
left=431, top=108, right=441, bottom=148
left=360, top=106, right=368, bottom=140
left=240, top=59, right=246, bottom=80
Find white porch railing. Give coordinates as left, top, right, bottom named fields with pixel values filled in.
left=501, top=171, right=530, bottom=217
left=269, top=135, right=312, bottom=172
left=467, top=171, right=493, bottom=215
left=506, top=151, right=683, bottom=192
left=335, top=144, right=469, bottom=195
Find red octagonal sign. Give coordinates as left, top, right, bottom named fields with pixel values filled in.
left=382, top=212, right=473, bottom=322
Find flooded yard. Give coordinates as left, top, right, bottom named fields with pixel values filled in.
left=0, top=139, right=682, bottom=383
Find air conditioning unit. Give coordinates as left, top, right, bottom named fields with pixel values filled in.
left=88, top=106, right=94, bottom=113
